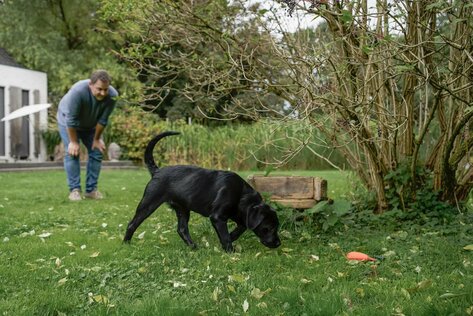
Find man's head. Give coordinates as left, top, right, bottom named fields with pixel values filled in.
left=89, top=70, right=112, bottom=101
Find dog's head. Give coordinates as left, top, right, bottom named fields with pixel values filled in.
left=245, top=203, right=281, bottom=249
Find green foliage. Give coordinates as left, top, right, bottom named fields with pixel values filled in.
left=41, top=129, right=61, bottom=159
left=0, top=0, right=142, bottom=108
left=384, top=162, right=457, bottom=220
left=307, top=199, right=352, bottom=231
left=105, top=106, right=162, bottom=161
left=347, top=161, right=458, bottom=227
left=105, top=107, right=345, bottom=170
left=99, top=0, right=290, bottom=123
left=271, top=198, right=352, bottom=234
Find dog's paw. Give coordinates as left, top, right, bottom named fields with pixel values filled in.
left=224, top=245, right=235, bottom=253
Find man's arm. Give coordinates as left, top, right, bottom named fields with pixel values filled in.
left=92, top=123, right=106, bottom=153
left=67, top=127, right=80, bottom=157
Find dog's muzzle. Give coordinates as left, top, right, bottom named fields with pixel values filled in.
left=262, top=238, right=281, bottom=248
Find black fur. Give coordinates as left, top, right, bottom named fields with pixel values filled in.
left=123, top=131, right=281, bottom=252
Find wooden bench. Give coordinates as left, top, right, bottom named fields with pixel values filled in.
left=247, top=175, right=328, bottom=209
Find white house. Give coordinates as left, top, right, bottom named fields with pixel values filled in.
left=0, top=48, right=48, bottom=162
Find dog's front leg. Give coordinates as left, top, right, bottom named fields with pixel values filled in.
left=209, top=215, right=233, bottom=252
left=230, top=225, right=246, bottom=242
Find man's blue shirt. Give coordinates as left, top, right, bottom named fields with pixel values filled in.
left=57, top=79, right=118, bottom=130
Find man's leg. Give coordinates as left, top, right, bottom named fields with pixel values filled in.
left=58, top=124, right=81, bottom=192
left=80, top=129, right=103, bottom=194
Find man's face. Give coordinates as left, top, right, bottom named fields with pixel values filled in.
left=89, top=79, right=109, bottom=101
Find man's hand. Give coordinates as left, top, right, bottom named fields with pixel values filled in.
left=92, top=139, right=106, bottom=153
left=68, top=141, right=80, bottom=157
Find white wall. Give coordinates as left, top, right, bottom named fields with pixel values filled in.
left=0, top=64, right=48, bottom=162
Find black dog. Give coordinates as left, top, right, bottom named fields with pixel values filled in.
left=123, top=131, right=281, bottom=252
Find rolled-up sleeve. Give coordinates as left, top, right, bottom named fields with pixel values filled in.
left=97, top=99, right=116, bottom=127
left=65, top=94, right=82, bottom=129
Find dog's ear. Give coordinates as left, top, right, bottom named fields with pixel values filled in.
left=245, top=205, right=265, bottom=230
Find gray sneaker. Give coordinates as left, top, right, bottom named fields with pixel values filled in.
left=84, top=190, right=104, bottom=200
left=68, top=189, right=82, bottom=201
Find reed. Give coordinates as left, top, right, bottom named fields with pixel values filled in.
left=108, top=117, right=344, bottom=170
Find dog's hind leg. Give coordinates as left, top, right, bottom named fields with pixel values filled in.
left=171, top=204, right=196, bottom=249
left=123, top=196, right=164, bottom=242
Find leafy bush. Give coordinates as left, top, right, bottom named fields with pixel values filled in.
left=268, top=198, right=352, bottom=235
left=41, top=129, right=61, bottom=159
left=349, top=161, right=458, bottom=228
left=105, top=106, right=162, bottom=161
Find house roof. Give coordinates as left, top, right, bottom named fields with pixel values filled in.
left=0, top=47, right=25, bottom=68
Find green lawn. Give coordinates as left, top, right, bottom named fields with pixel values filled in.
left=0, top=169, right=472, bottom=315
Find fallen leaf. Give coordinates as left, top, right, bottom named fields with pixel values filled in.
left=89, top=252, right=100, bottom=258
left=138, top=267, right=148, bottom=274
left=309, top=255, right=320, bottom=262
left=138, top=231, right=146, bottom=239
left=58, top=277, right=68, bottom=286
left=382, top=250, right=396, bottom=257
left=407, top=279, right=432, bottom=293
left=251, top=288, right=265, bottom=299
left=212, top=287, right=220, bottom=301
left=355, top=288, right=365, bottom=298
left=463, top=244, right=473, bottom=251
left=242, top=299, right=249, bottom=313
left=401, top=288, right=411, bottom=300
left=172, top=281, right=187, bottom=288
left=228, top=274, right=248, bottom=283
left=55, top=258, right=62, bottom=267
left=439, top=292, right=467, bottom=299
left=38, top=232, right=52, bottom=238
left=90, top=294, right=109, bottom=305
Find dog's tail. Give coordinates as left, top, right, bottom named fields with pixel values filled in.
left=144, top=131, right=180, bottom=174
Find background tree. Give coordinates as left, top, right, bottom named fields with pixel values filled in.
left=273, top=0, right=473, bottom=211
left=0, top=0, right=141, bottom=108
left=101, top=0, right=292, bottom=123
left=105, top=0, right=473, bottom=211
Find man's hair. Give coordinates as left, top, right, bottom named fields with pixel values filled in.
left=90, top=70, right=112, bottom=84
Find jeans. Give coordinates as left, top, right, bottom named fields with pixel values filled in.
left=58, top=124, right=103, bottom=193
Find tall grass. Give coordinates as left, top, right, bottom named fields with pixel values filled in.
left=107, top=108, right=345, bottom=170
left=160, top=120, right=342, bottom=171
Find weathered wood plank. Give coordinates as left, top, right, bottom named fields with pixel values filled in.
left=247, top=175, right=328, bottom=209
left=271, top=198, right=317, bottom=209
left=314, top=177, right=328, bottom=201
left=247, top=176, right=314, bottom=199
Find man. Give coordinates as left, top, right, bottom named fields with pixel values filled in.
left=57, top=70, right=118, bottom=201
